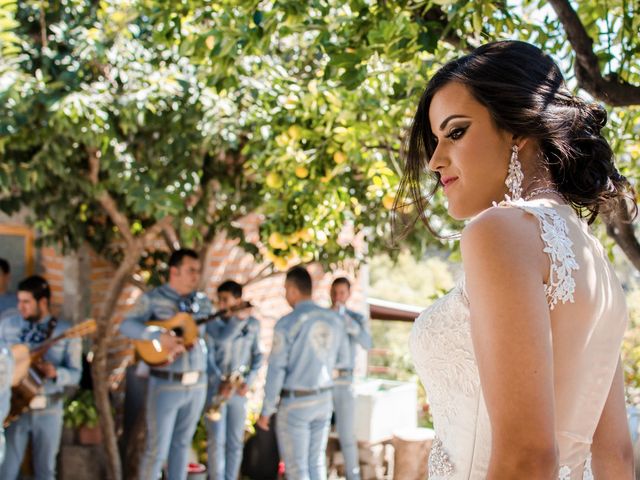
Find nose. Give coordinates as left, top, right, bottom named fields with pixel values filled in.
left=428, top=143, right=447, bottom=173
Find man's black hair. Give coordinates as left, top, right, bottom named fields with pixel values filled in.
left=18, top=275, right=51, bottom=302
left=331, top=277, right=351, bottom=289
left=168, top=249, right=199, bottom=268
left=285, top=266, right=312, bottom=295
left=217, top=280, right=243, bottom=298
left=0, top=258, right=9, bottom=275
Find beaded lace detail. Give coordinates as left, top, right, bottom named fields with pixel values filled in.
left=428, top=437, right=455, bottom=477
left=428, top=436, right=593, bottom=479
left=496, top=199, right=579, bottom=309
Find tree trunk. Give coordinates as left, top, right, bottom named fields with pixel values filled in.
left=605, top=199, right=640, bottom=271
left=91, top=246, right=144, bottom=480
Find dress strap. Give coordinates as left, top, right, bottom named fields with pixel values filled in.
left=495, top=199, right=579, bottom=310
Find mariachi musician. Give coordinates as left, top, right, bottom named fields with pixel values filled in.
left=0, top=275, right=82, bottom=480
left=205, top=280, right=263, bottom=480
left=119, top=249, right=212, bottom=480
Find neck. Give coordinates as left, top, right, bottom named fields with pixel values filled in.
left=167, top=281, right=191, bottom=297
left=294, top=296, right=312, bottom=307
left=29, top=313, right=50, bottom=324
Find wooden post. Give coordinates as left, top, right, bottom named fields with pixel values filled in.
left=392, top=428, right=435, bottom=480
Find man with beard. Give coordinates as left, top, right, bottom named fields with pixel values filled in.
left=0, top=275, right=82, bottom=479
left=120, top=249, right=212, bottom=480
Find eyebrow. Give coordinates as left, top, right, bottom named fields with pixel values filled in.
left=439, top=114, right=471, bottom=131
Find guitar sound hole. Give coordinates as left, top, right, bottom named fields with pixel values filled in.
left=173, top=327, right=184, bottom=337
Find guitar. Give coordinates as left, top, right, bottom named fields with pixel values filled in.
left=5, top=319, right=97, bottom=426
left=134, top=301, right=252, bottom=366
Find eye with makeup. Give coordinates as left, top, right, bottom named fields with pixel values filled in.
left=445, top=125, right=468, bottom=141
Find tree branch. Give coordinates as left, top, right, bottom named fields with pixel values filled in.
left=412, top=2, right=464, bottom=51
left=161, top=223, right=180, bottom=251
left=87, top=147, right=136, bottom=246
left=548, top=0, right=640, bottom=106
left=604, top=199, right=640, bottom=271
left=39, top=2, right=48, bottom=49
left=142, top=215, right=175, bottom=245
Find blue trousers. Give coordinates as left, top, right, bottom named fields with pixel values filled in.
left=333, top=379, right=360, bottom=480
left=0, top=402, right=64, bottom=480
left=276, top=391, right=332, bottom=480
left=140, top=377, right=207, bottom=480
left=205, top=393, right=247, bottom=480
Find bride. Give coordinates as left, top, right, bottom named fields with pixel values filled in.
left=401, top=41, right=635, bottom=479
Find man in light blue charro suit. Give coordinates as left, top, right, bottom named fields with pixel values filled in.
left=205, top=280, right=263, bottom=480
left=0, top=276, right=82, bottom=480
left=257, top=266, right=348, bottom=480
left=330, top=277, right=372, bottom=480
left=120, top=249, right=212, bottom=480
left=0, top=340, right=14, bottom=465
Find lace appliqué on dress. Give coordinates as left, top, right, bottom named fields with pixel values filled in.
left=496, top=199, right=579, bottom=310
left=410, top=283, right=479, bottom=428
left=558, top=453, right=593, bottom=480
left=428, top=437, right=455, bottom=478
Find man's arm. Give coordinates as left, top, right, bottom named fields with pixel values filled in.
left=347, top=310, right=372, bottom=350
left=54, top=336, right=82, bottom=388
left=119, top=294, right=159, bottom=341
left=335, top=319, right=350, bottom=370
left=205, top=329, right=223, bottom=392
left=260, top=322, right=289, bottom=418
left=245, top=319, right=263, bottom=387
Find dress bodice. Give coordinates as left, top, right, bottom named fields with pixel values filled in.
left=409, top=199, right=627, bottom=479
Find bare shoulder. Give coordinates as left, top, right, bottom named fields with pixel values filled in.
left=461, top=205, right=547, bottom=272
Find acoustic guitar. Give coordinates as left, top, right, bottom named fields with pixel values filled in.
left=5, top=319, right=97, bottom=426
left=134, top=301, right=252, bottom=366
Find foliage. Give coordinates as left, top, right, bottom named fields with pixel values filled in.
left=369, top=251, right=456, bottom=306
left=623, top=285, right=640, bottom=400
left=1, top=1, right=640, bottom=476
left=64, top=388, right=100, bottom=429
left=1, top=1, right=639, bottom=268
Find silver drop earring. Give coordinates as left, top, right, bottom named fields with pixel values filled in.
left=505, top=145, right=524, bottom=200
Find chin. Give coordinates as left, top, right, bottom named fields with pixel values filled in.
left=447, top=204, right=474, bottom=221
left=447, top=196, right=493, bottom=220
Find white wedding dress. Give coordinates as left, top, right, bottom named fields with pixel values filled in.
left=409, top=198, right=628, bottom=479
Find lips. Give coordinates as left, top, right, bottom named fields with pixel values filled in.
left=440, top=176, right=458, bottom=190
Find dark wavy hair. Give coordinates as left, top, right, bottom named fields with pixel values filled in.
left=396, top=40, right=634, bottom=234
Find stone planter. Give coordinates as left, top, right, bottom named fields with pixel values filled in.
left=77, top=424, right=102, bottom=445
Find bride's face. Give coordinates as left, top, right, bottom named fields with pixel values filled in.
left=428, top=81, right=514, bottom=219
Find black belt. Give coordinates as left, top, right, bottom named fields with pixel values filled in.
left=149, top=370, right=201, bottom=382
left=280, top=386, right=332, bottom=398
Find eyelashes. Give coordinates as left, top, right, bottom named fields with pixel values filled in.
left=430, top=125, right=469, bottom=146
left=445, top=126, right=468, bottom=140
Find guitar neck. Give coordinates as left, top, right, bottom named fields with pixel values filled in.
left=29, top=320, right=96, bottom=360
left=30, top=332, right=67, bottom=360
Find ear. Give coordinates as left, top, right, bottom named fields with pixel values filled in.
left=38, top=297, right=49, bottom=311
left=511, top=134, right=529, bottom=151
